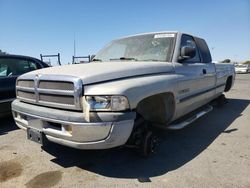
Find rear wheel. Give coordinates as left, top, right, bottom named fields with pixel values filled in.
left=224, top=76, right=232, bottom=92
left=216, top=94, right=228, bottom=107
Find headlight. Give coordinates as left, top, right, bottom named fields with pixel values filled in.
left=85, top=96, right=129, bottom=111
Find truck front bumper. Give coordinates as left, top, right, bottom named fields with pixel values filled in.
left=12, top=100, right=136, bottom=149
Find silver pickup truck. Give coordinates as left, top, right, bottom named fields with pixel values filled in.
left=12, top=31, right=235, bottom=156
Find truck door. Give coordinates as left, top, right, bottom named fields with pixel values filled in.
left=194, top=37, right=216, bottom=101
left=174, top=34, right=215, bottom=118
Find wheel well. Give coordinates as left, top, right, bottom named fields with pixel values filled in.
left=135, top=92, right=175, bottom=126
left=224, top=76, right=233, bottom=92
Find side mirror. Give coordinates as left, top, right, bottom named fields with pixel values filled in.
left=179, top=46, right=196, bottom=61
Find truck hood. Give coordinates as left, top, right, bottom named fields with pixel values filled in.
left=28, top=61, right=174, bottom=84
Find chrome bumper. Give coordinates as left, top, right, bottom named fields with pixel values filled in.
left=12, top=100, right=136, bottom=149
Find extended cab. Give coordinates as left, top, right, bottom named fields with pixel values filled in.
left=12, top=32, right=235, bottom=155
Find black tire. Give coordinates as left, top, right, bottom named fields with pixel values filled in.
left=216, top=94, right=228, bottom=107
left=126, top=115, right=158, bottom=157
left=224, top=77, right=232, bottom=92
left=141, top=130, right=157, bottom=157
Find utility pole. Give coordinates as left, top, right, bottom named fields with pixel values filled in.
left=74, top=33, right=76, bottom=57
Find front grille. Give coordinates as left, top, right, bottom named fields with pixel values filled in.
left=16, top=75, right=82, bottom=110
left=39, top=93, right=75, bottom=105
left=17, top=80, right=34, bottom=88
left=17, top=91, right=36, bottom=100
left=39, top=81, right=74, bottom=90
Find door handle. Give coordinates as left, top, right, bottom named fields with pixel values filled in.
left=202, top=69, right=207, bottom=74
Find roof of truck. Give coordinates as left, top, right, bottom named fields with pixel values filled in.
left=116, top=31, right=202, bottom=40
left=117, top=31, right=178, bottom=39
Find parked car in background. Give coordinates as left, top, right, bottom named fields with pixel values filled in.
left=235, top=64, right=250, bottom=73
left=0, top=55, right=49, bottom=117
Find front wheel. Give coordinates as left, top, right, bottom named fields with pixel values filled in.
left=141, top=130, right=158, bottom=157
left=126, top=116, right=158, bottom=157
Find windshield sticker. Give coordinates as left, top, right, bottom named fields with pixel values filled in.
left=154, top=33, right=175, bottom=38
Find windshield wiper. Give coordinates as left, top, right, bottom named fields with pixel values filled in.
left=92, top=58, right=102, bottom=62
left=110, top=57, right=138, bottom=61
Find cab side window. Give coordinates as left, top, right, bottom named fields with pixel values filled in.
left=0, top=63, right=8, bottom=77
left=0, top=58, right=38, bottom=77
left=180, top=35, right=201, bottom=63
left=16, top=60, right=30, bottom=75
left=29, top=60, right=39, bottom=71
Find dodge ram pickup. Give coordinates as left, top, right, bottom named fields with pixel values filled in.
left=12, top=31, right=235, bottom=156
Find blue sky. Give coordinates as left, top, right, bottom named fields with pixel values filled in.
left=0, top=0, right=249, bottom=64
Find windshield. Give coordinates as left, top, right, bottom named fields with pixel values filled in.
left=235, top=64, right=248, bottom=68
left=93, top=33, right=175, bottom=62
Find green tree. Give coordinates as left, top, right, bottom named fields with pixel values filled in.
left=243, top=61, right=250, bottom=64
left=222, top=59, right=231, bottom=63
left=0, top=49, right=7, bottom=55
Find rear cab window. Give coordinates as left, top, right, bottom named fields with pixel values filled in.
left=194, top=37, right=212, bottom=63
